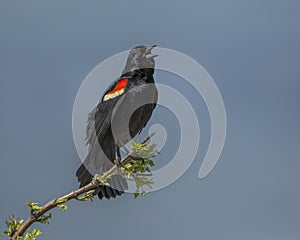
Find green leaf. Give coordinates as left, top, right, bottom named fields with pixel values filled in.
left=55, top=197, right=68, bottom=204
left=38, top=213, right=52, bottom=224
left=57, top=204, right=68, bottom=211
left=27, top=202, right=42, bottom=212
left=32, top=229, right=42, bottom=237
left=76, top=190, right=95, bottom=202
left=120, top=138, right=159, bottom=199
left=133, top=191, right=139, bottom=199
left=2, top=215, right=25, bottom=237
left=148, top=160, right=155, bottom=167
left=5, top=220, right=11, bottom=227
left=142, top=191, right=147, bottom=196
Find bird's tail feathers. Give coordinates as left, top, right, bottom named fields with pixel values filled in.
left=76, top=152, right=128, bottom=200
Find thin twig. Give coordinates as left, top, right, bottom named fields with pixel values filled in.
left=10, top=134, right=155, bottom=240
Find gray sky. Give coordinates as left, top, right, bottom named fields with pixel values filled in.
left=1, top=1, right=300, bottom=239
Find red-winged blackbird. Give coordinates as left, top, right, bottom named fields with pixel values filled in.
left=76, top=45, right=158, bottom=199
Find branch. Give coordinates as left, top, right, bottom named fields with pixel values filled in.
left=8, top=134, right=155, bottom=240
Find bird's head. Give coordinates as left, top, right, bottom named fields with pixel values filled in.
left=122, top=45, right=158, bottom=75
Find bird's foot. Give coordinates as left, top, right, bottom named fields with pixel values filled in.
left=114, top=157, right=123, bottom=167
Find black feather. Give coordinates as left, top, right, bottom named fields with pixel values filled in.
left=76, top=45, right=158, bottom=200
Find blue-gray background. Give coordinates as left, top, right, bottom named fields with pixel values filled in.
left=1, top=1, right=299, bottom=239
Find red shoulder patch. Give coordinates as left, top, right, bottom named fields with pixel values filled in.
left=103, top=78, right=128, bottom=101
left=110, top=78, right=128, bottom=94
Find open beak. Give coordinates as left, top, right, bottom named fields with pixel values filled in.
left=146, top=53, right=159, bottom=59
left=146, top=45, right=158, bottom=58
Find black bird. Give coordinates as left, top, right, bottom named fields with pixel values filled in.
left=76, top=45, right=158, bottom=199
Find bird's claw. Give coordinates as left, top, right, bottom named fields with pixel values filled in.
left=115, top=158, right=123, bottom=167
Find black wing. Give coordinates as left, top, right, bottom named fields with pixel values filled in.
left=76, top=77, right=128, bottom=187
